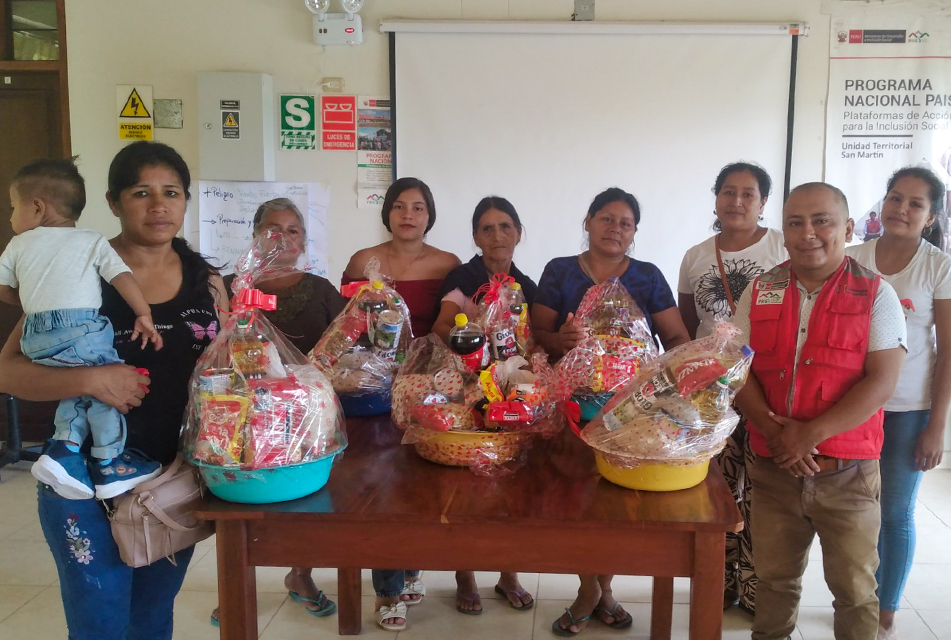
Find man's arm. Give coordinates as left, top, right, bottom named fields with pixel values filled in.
left=736, top=375, right=821, bottom=475
left=770, top=346, right=904, bottom=466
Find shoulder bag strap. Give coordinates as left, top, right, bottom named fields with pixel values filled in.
left=714, top=235, right=737, bottom=315
left=138, top=493, right=206, bottom=533
left=577, top=253, right=599, bottom=284
left=131, top=455, right=185, bottom=495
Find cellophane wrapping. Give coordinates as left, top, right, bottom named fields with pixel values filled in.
left=391, top=334, right=557, bottom=475
left=182, top=232, right=347, bottom=469
left=580, top=322, right=753, bottom=468
left=308, top=258, right=412, bottom=400
left=553, top=278, right=659, bottom=403
left=474, top=274, right=533, bottom=359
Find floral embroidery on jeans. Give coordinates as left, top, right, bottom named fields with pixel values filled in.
left=65, top=515, right=93, bottom=565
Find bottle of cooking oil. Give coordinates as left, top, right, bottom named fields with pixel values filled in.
left=230, top=317, right=268, bottom=380
left=691, top=375, right=732, bottom=422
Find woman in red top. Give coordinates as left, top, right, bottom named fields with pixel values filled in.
left=342, top=177, right=459, bottom=630
left=343, top=178, right=460, bottom=337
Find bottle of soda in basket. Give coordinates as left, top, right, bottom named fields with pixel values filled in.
left=489, top=282, right=521, bottom=361
left=358, top=280, right=388, bottom=315
left=449, top=313, right=488, bottom=371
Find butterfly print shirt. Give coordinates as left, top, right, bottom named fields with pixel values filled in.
left=100, top=249, right=218, bottom=465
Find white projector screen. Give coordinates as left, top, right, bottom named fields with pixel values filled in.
left=392, top=30, right=795, bottom=290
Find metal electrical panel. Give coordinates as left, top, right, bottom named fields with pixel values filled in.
left=197, top=72, right=275, bottom=181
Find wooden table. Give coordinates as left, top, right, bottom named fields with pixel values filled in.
left=196, top=415, right=742, bottom=640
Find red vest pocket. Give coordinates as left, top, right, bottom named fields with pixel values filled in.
left=824, top=292, right=872, bottom=353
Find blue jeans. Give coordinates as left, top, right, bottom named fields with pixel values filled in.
left=877, top=409, right=929, bottom=611
left=372, top=569, right=420, bottom=598
left=21, top=309, right=125, bottom=459
left=37, top=484, right=194, bottom=640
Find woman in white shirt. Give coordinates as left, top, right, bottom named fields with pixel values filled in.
left=677, top=162, right=787, bottom=615
left=846, top=166, right=951, bottom=640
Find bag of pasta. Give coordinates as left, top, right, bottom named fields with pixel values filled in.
left=392, top=335, right=557, bottom=475
left=309, top=258, right=412, bottom=416
left=473, top=274, right=532, bottom=360
left=182, top=233, right=347, bottom=490
left=580, top=321, right=752, bottom=468
left=554, top=278, right=658, bottom=419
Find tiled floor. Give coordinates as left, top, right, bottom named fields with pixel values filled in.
left=2, top=461, right=951, bottom=639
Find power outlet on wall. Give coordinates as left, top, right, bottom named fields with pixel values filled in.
left=321, top=77, right=344, bottom=92
left=573, top=0, right=594, bottom=21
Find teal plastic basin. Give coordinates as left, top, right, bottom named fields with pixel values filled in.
left=572, top=393, right=614, bottom=422
left=193, top=448, right=345, bottom=504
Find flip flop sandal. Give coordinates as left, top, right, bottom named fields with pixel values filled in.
left=455, top=592, right=483, bottom=615
left=494, top=584, right=535, bottom=611
left=551, top=607, right=592, bottom=637
left=209, top=608, right=219, bottom=628
left=376, top=601, right=408, bottom=631
left=593, top=602, right=633, bottom=630
left=289, top=589, right=338, bottom=617
left=401, top=576, right=426, bottom=606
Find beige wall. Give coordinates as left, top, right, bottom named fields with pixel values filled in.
left=65, top=0, right=837, bottom=282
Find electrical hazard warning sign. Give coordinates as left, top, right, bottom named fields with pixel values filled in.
left=116, top=85, right=154, bottom=141
left=221, top=111, right=240, bottom=139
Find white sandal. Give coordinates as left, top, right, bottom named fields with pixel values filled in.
left=401, top=575, right=427, bottom=606
left=376, top=601, right=408, bottom=631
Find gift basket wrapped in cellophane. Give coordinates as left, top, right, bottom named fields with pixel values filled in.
left=579, top=322, right=753, bottom=491
left=392, top=334, right=558, bottom=476
left=308, top=258, right=412, bottom=417
left=554, top=278, right=659, bottom=421
left=182, top=232, right=347, bottom=504
left=473, top=274, right=533, bottom=360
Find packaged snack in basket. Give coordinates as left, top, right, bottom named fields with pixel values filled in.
left=554, top=279, right=658, bottom=406
left=392, top=335, right=558, bottom=475
left=182, top=232, right=347, bottom=472
left=474, top=274, right=531, bottom=360
left=309, top=259, right=410, bottom=408
left=579, top=322, right=752, bottom=468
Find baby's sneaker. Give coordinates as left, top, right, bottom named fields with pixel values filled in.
left=31, top=440, right=95, bottom=500
left=90, top=450, right=162, bottom=500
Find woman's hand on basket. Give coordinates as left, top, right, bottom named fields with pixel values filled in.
left=558, top=313, right=585, bottom=354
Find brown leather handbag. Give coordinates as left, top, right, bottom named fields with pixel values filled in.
left=108, top=455, right=214, bottom=568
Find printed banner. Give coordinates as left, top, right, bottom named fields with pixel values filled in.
left=825, top=10, right=951, bottom=241
left=357, top=95, right=393, bottom=209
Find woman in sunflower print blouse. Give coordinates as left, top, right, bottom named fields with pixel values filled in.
left=677, top=161, right=787, bottom=616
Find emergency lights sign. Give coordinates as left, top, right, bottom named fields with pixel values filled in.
left=321, top=95, right=357, bottom=151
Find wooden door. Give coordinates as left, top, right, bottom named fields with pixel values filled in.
left=0, top=71, right=63, bottom=438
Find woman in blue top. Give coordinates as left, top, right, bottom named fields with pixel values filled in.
left=532, top=187, right=689, bottom=358
left=533, top=187, right=689, bottom=636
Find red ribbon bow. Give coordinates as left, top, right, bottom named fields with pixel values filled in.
left=473, top=272, right=515, bottom=304
left=341, top=280, right=369, bottom=298
left=235, top=288, right=277, bottom=311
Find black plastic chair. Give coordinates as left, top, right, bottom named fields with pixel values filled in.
left=0, top=395, right=43, bottom=480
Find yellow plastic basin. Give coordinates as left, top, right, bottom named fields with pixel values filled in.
left=414, top=430, right=528, bottom=467
left=595, top=454, right=710, bottom=491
